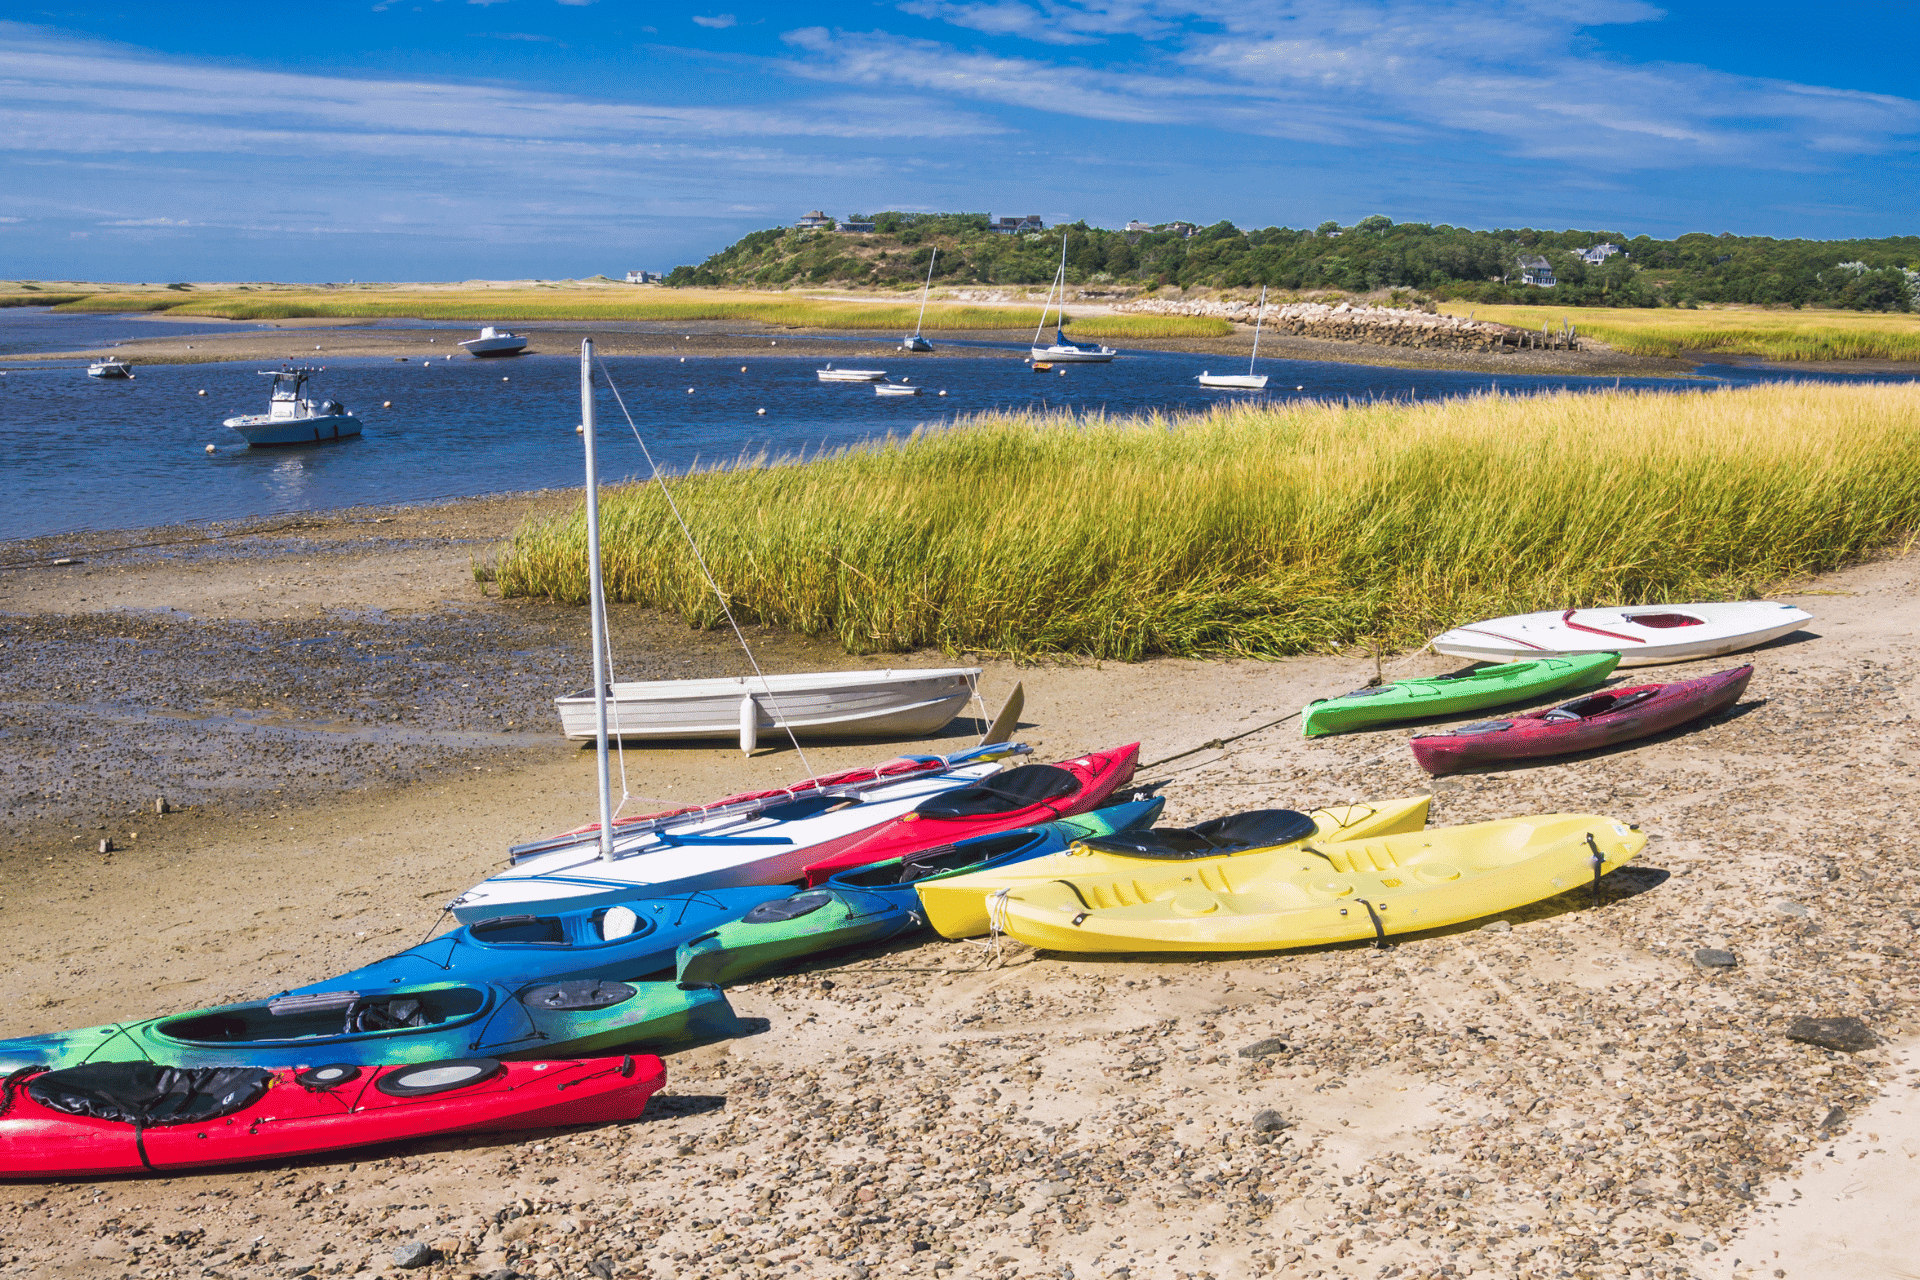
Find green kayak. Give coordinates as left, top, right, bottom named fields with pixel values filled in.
left=1302, top=652, right=1620, bottom=737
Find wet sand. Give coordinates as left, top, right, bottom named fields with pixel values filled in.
left=0, top=511, right=1915, bottom=1280
left=7, top=319, right=1696, bottom=380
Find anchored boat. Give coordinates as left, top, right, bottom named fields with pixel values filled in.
left=1197, top=284, right=1270, bottom=389
left=87, top=358, right=133, bottom=379
left=817, top=364, right=888, bottom=382
left=223, top=367, right=362, bottom=447
left=459, top=326, right=530, bottom=357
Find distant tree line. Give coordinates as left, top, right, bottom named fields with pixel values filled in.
left=666, top=214, right=1920, bottom=311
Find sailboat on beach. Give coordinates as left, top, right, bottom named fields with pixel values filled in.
left=1030, top=235, right=1117, bottom=364
left=1196, top=285, right=1271, bottom=389
left=902, top=250, right=936, bottom=352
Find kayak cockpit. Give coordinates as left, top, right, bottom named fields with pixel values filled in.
left=1078, top=809, right=1317, bottom=860
left=157, top=986, right=489, bottom=1045
left=1541, top=687, right=1660, bottom=722
left=838, top=830, right=1044, bottom=888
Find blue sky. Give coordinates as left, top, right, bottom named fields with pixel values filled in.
left=2, top=1, right=1915, bottom=282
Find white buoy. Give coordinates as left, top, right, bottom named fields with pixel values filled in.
left=680, top=357, right=685, bottom=363
left=687, top=387, right=695, bottom=394
left=383, top=400, right=392, bottom=407
left=738, top=695, right=758, bottom=754
left=740, top=366, right=747, bottom=372
left=314, top=345, right=321, bottom=350
left=1296, top=385, right=1304, bottom=390
left=205, top=444, right=216, bottom=454
left=575, top=424, right=584, bottom=435
left=756, top=407, right=766, bottom=415
left=197, top=389, right=206, bottom=396
left=502, top=376, right=509, bottom=381
left=938, top=390, right=947, bottom=396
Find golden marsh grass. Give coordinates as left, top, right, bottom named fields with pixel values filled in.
left=1445, top=304, right=1920, bottom=362
left=492, top=382, right=1920, bottom=658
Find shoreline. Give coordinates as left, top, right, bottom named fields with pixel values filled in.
left=7, top=317, right=1707, bottom=378
left=0, top=504, right=1914, bottom=1277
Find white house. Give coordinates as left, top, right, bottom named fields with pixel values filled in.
left=796, top=210, right=834, bottom=230
left=1517, top=255, right=1557, bottom=287
left=625, top=270, right=663, bottom=284
left=1577, top=243, right=1623, bottom=265
left=989, top=214, right=1045, bottom=235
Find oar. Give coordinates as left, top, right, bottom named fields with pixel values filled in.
left=981, top=682, right=1025, bottom=746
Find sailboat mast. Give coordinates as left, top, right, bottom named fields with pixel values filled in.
left=579, top=338, right=616, bottom=861
left=1248, top=284, right=1267, bottom=376
left=914, top=249, right=936, bottom=336
left=1031, top=237, right=1063, bottom=348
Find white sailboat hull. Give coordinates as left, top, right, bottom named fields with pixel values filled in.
left=901, top=336, right=933, bottom=352
left=1430, top=602, right=1813, bottom=667
left=460, top=335, right=529, bottom=357
left=1196, top=374, right=1269, bottom=389
left=449, top=761, right=1001, bottom=921
left=555, top=667, right=980, bottom=743
left=817, top=368, right=888, bottom=382
left=1030, top=345, right=1116, bottom=363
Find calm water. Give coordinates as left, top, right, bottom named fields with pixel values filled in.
left=1, top=310, right=1909, bottom=543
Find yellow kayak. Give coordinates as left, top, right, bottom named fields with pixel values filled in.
left=915, top=795, right=1430, bottom=939
left=990, top=813, right=1642, bottom=952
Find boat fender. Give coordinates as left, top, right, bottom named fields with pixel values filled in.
left=375, top=1058, right=504, bottom=1098
left=295, top=1064, right=361, bottom=1091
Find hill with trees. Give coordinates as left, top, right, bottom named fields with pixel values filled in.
left=666, top=213, right=1920, bottom=312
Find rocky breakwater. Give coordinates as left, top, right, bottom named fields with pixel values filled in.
left=1118, top=298, right=1574, bottom=353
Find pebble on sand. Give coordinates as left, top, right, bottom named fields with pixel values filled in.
left=1785, top=1015, right=1876, bottom=1053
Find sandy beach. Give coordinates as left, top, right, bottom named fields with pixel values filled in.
left=0, top=502, right=1914, bottom=1280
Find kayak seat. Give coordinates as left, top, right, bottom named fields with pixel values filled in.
left=472, top=915, right=566, bottom=945
left=1077, top=809, right=1317, bottom=860
left=912, top=765, right=1080, bottom=819
left=27, top=1062, right=274, bottom=1127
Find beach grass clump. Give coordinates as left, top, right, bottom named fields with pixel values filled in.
left=492, top=382, right=1920, bottom=659
left=1062, top=315, right=1236, bottom=339
left=1446, top=304, right=1920, bottom=363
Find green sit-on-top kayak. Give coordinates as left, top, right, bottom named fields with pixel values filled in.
left=1302, top=652, right=1621, bottom=737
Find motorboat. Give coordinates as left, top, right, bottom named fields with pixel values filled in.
left=1197, top=285, right=1271, bottom=389
left=902, top=249, right=937, bottom=351
left=222, top=367, right=363, bottom=447
left=1029, top=239, right=1117, bottom=363
left=875, top=379, right=920, bottom=396
left=817, top=364, right=888, bottom=382
left=555, top=666, right=981, bottom=751
left=87, top=359, right=133, bottom=379
left=459, top=326, right=530, bottom=357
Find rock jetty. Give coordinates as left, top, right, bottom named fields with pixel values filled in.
left=1117, top=297, right=1577, bottom=353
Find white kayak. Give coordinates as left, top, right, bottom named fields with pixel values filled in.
left=1430, top=601, right=1812, bottom=667
left=449, top=757, right=1011, bottom=922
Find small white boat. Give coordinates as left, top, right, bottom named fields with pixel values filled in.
left=459, top=326, right=530, bottom=358
left=555, top=666, right=982, bottom=751
left=902, top=250, right=937, bottom=352
left=449, top=754, right=1011, bottom=921
left=87, top=359, right=133, bottom=379
left=817, top=364, right=888, bottom=382
left=875, top=379, right=920, bottom=396
left=1197, top=285, right=1271, bottom=389
left=1430, top=602, right=1813, bottom=667
left=1028, top=235, right=1118, bottom=363
left=222, top=367, right=363, bottom=447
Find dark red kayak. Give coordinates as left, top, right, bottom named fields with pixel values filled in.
left=1409, top=665, right=1751, bottom=776
left=0, top=1054, right=663, bottom=1178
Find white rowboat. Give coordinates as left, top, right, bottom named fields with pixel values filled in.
left=1430, top=601, right=1813, bottom=667
left=88, top=359, right=133, bottom=379
left=875, top=380, right=920, bottom=396
left=555, top=667, right=982, bottom=752
left=817, top=365, right=888, bottom=382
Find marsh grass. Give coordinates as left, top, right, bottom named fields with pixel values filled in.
left=0, top=293, right=91, bottom=308
left=493, top=382, right=1920, bottom=658
left=45, top=289, right=1234, bottom=338
left=1446, top=304, right=1920, bottom=362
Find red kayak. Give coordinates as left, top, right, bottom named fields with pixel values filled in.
left=1409, top=666, right=1751, bottom=776
left=0, top=1054, right=663, bottom=1178
left=800, top=743, right=1141, bottom=885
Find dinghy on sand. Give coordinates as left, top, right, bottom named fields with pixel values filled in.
left=1430, top=602, right=1810, bottom=667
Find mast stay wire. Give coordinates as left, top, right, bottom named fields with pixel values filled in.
left=593, top=355, right=817, bottom=782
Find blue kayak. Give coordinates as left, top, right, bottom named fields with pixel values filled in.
left=278, top=887, right=792, bottom=998
left=674, top=797, right=1164, bottom=985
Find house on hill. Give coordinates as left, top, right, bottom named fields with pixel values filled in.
left=1577, top=243, right=1623, bottom=265
left=1517, top=255, right=1557, bottom=287
left=1124, top=220, right=1153, bottom=234
left=989, top=214, right=1045, bottom=234
left=625, top=270, right=663, bottom=284
left=838, top=218, right=877, bottom=233
left=796, top=210, right=834, bottom=230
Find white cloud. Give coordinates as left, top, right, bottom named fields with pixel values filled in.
left=98, top=217, right=196, bottom=226
left=692, top=13, right=738, bottom=28
left=785, top=2, right=1920, bottom=170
